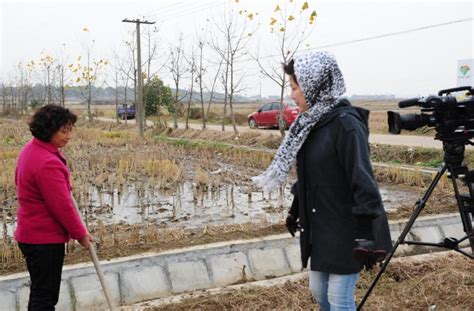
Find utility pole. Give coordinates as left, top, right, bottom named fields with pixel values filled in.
left=122, top=18, right=155, bottom=138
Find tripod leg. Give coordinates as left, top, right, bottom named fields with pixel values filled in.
left=357, top=164, right=447, bottom=310
left=449, top=166, right=474, bottom=254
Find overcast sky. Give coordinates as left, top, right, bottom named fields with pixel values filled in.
left=1, top=0, right=473, bottom=97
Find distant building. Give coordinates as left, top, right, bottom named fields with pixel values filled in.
left=457, top=59, right=473, bottom=87
left=350, top=94, right=396, bottom=101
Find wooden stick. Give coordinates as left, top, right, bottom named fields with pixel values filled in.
left=88, top=243, right=116, bottom=311
left=71, top=195, right=117, bottom=311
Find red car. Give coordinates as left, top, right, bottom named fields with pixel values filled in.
left=248, top=101, right=299, bottom=129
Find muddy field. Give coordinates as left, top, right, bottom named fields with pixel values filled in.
left=148, top=253, right=474, bottom=310
left=0, top=117, right=470, bottom=276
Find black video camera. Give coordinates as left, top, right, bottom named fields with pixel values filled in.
left=387, top=86, right=474, bottom=142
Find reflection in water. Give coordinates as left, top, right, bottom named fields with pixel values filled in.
left=1, top=183, right=418, bottom=237
left=85, top=183, right=413, bottom=228
left=84, top=181, right=291, bottom=229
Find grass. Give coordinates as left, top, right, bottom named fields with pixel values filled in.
left=149, top=253, right=473, bottom=310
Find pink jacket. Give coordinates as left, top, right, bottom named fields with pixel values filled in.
left=14, top=138, right=86, bottom=244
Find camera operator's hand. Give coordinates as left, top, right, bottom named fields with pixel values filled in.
left=353, top=239, right=387, bottom=271
left=285, top=214, right=299, bottom=237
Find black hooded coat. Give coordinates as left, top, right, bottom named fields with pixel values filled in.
left=289, top=99, right=393, bottom=274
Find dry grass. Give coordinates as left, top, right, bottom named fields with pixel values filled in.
left=0, top=222, right=287, bottom=275
left=150, top=254, right=473, bottom=310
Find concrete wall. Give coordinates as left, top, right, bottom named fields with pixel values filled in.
left=0, top=213, right=471, bottom=310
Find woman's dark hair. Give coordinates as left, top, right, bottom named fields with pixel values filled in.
left=283, top=59, right=298, bottom=85
left=29, top=104, right=77, bottom=141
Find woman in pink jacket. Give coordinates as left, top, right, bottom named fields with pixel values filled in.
left=15, top=104, right=93, bottom=310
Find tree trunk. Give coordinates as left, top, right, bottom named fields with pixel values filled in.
left=60, top=66, right=65, bottom=107
left=10, top=86, right=16, bottom=115
left=115, top=72, right=119, bottom=123
left=185, top=69, right=194, bottom=130
left=222, top=60, right=229, bottom=132
left=278, top=70, right=286, bottom=137
left=229, top=60, right=238, bottom=135
left=173, top=86, right=179, bottom=129
left=2, top=83, right=6, bottom=114
left=87, top=80, right=92, bottom=121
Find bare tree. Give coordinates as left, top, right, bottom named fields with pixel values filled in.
left=205, top=59, right=223, bottom=124
left=1, top=83, right=6, bottom=114
left=56, top=43, right=72, bottom=107
left=168, top=35, right=188, bottom=129
left=114, top=38, right=138, bottom=125
left=10, top=84, right=16, bottom=114
left=193, top=21, right=224, bottom=130
left=144, top=26, right=166, bottom=83
left=210, top=5, right=256, bottom=134
left=14, top=61, right=34, bottom=114
left=196, top=40, right=207, bottom=130
left=184, top=51, right=197, bottom=130
left=253, top=0, right=316, bottom=135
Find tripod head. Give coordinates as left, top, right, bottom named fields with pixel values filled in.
left=443, top=140, right=466, bottom=168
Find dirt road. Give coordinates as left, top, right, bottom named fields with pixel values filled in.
left=97, top=118, right=464, bottom=149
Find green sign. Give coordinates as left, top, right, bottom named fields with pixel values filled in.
left=459, top=64, right=470, bottom=76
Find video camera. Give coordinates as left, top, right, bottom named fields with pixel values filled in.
left=387, top=86, right=474, bottom=142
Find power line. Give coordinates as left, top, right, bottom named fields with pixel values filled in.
left=159, top=2, right=225, bottom=22
left=304, top=17, right=473, bottom=51
left=203, top=16, right=474, bottom=68
left=140, top=1, right=221, bottom=21
left=139, top=2, right=190, bottom=19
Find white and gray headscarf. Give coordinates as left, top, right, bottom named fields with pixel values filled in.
left=252, top=51, right=346, bottom=193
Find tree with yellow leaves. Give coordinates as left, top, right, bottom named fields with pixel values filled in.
left=70, top=28, right=108, bottom=121
left=254, top=0, right=317, bottom=135
left=39, top=52, right=56, bottom=106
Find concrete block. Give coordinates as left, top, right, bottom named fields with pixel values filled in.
left=411, top=226, right=442, bottom=243
left=121, top=265, right=170, bottom=304
left=18, top=285, right=29, bottom=311
left=168, top=260, right=211, bottom=293
left=285, top=244, right=301, bottom=273
left=442, top=223, right=469, bottom=246
left=248, top=248, right=291, bottom=280
left=208, top=252, right=253, bottom=287
left=57, top=281, right=73, bottom=311
left=390, top=229, right=401, bottom=243
left=0, top=290, right=16, bottom=310
left=18, top=281, right=72, bottom=311
left=71, top=273, right=120, bottom=311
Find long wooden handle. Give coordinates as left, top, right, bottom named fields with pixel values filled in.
left=71, top=194, right=117, bottom=311
left=88, top=243, right=116, bottom=311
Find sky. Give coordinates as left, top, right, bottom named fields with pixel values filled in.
left=1, top=0, right=473, bottom=98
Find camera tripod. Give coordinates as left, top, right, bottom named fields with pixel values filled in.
left=358, top=139, right=474, bottom=310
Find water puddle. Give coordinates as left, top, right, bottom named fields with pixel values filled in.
left=1, top=183, right=421, bottom=237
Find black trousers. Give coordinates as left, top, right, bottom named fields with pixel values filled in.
left=18, top=243, right=65, bottom=311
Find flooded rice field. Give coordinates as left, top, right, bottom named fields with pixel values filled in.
left=0, top=181, right=420, bottom=238
left=0, top=118, right=462, bottom=274
left=85, top=182, right=418, bottom=228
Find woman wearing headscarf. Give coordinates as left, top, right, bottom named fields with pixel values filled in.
left=15, top=104, right=93, bottom=310
left=253, top=51, right=392, bottom=310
